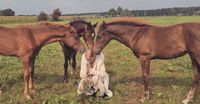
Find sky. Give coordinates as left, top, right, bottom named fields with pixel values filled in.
left=0, top=0, right=200, bottom=15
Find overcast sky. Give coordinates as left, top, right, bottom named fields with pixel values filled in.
left=0, top=0, right=200, bottom=15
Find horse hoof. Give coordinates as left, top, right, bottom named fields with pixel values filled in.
left=31, top=90, right=35, bottom=94
left=139, top=96, right=149, bottom=103
left=139, top=98, right=145, bottom=103
left=182, top=98, right=193, bottom=104
left=182, top=99, right=189, bottom=104
left=25, top=94, right=32, bottom=100
left=70, top=71, right=75, bottom=75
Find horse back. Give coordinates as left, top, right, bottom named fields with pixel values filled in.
left=135, top=24, right=187, bottom=59
left=0, top=27, right=34, bottom=56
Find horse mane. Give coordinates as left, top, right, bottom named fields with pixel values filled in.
left=38, top=21, right=67, bottom=27
left=17, top=21, right=67, bottom=29
left=68, top=19, right=89, bottom=33
left=69, top=19, right=88, bottom=25
left=98, top=17, right=151, bottom=30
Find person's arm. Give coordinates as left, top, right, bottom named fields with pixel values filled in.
left=97, top=53, right=106, bottom=76
left=80, top=53, right=88, bottom=79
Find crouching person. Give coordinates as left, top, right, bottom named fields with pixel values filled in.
left=77, top=49, right=113, bottom=98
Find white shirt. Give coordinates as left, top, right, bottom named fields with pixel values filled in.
left=78, top=52, right=113, bottom=97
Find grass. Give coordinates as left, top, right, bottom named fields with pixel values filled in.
left=0, top=16, right=200, bottom=104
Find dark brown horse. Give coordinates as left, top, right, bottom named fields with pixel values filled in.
left=0, top=22, right=84, bottom=99
left=60, top=20, right=97, bottom=82
left=94, top=17, right=200, bottom=104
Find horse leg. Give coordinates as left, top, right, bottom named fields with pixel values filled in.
left=139, top=55, right=151, bottom=102
left=21, top=56, right=31, bottom=99
left=63, top=56, right=69, bottom=83
left=183, top=55, right=200, bottom=104
left=70, top=52, right=77, bottom=74
left=29, top=56, right=36, bottom=94
left=60, top=42, right=69, bottom=83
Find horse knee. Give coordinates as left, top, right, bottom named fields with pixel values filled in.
left=142, top=73, right=148, bottom=78
left=64, top=61, right=68, bottom=69
left=142, top=73, right=149, bottom=83
left=24, top=70, right=30, bottom=78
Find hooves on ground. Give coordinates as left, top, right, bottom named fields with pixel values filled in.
left=24, top=94, right=32, bottom=100
left=182, top=98, right=193, bottom=104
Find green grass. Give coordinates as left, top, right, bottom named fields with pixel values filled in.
left=0, top=16, right=200, bottom=104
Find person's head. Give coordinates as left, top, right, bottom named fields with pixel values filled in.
left=85, top=49, right=95, bottom=65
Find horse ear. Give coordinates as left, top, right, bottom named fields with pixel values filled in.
left=88, top=21, right=91, bottom=25
left=102, top=21, right=107, bottom=29
left=68, top=25, right=73, bottom=33
left=68, top=21, right=73, bottom=26
left=87, top=22, right=92, bottom=29
left=93, top=22, right=98, bottom=28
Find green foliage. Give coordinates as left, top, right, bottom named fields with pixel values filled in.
left=42, top=95, right=67, bottom=104
left=117, top=6, right=123, bottom=16
left=51, top=8, right=61, bottom=21
left=0, top=16, right=37, bottom=24
left=0, top=8, right=15, bottom=16
left=38, top=11, right=49, bottom=21
left=108, top=8, right=118, bottom=17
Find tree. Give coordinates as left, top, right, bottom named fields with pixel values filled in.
left=51, top=8, right=61, bottom=21
left=122, top=9, right=132, bottom=16
left=117, top=6, right=123, bottom=16
left=108, top=8, right=118, bottom=17
left=1, top=8, right=15, bottom=16
left=38, top=11, right=48, bottom=21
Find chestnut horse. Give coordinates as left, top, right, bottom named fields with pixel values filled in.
left=94, top=17, right=200, bottom=104
left=60, top=20, right=97, bottom=82
left=0, top=22, right=84, bottom=99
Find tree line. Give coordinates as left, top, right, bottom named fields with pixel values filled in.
left=1, top=6, right=200, bottom=17
left=66, top=6, right=200, bottom=17
left=132, top=6, right=200, bottom=16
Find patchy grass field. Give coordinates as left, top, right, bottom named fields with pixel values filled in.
left=0, top=16, right=200, bottom=104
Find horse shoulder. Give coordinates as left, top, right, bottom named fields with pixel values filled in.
left=131, top=26, right=154, bottom=57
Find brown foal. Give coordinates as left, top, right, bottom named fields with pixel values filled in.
left=0, top=22, right=84, bottom=99
left=94, top=17, right=200, bottom=104
left=59, top=20, right=97, bottom=82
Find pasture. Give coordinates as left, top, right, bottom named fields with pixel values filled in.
left=0, top=16, right=200, bottom=104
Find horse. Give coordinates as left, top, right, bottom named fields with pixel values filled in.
left=93, top=17, right=200, bottom=104
left=0, top=22, right=85, bottom=99
left=59, top=20, right=97, bottom=82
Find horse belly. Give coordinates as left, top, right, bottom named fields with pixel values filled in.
left=0, top=37, right=18, bottom=56
left=0, top=44, right=18, bottom=56
left=153, top=47, right=187, bottom=59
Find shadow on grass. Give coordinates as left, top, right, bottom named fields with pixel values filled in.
left=111, top=75, right=192, bottom=90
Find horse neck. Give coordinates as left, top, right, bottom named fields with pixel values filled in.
left=32, top=28, right=64, bottom=47
left=107, top=25, right=139, bottom=48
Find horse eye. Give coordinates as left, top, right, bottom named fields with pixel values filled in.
left=92, top=33, right=95, bottom=38
left=70, top=31, right=74, bottom=34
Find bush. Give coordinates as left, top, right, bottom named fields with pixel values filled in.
left=38, top=11, right=48, bottom=21
left=0, top=8, right=15, bottom=16
left=51, top=8, right=61, bottom=21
